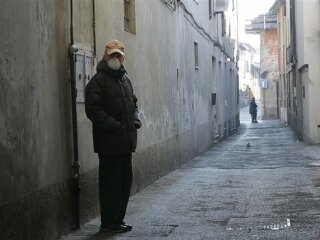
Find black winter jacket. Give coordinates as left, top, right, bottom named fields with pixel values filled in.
left=85, top=60, right=141, bottom=154
left=249, top=101, right=257, bottom=114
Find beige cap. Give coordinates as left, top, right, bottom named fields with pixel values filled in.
left=104, top=39, right=125, bottom=56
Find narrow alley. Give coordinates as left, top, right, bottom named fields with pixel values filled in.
left=2, top=1, right=320, bottom=239
left=61, top=107, right=320, bottom=240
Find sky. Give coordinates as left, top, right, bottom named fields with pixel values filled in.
left=238, top=0, right=276, bottom=50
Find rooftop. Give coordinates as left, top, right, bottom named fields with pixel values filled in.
left=245, top=13, right=277, bottom=34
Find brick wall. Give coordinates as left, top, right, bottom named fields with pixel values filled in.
left=260, top=30, right=279, bottom=119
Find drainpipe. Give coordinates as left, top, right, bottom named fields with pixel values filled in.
left=69, top=0, right=80, bottom=230
left=92, top=0, right=96, bottom=58
left=290, top=0, right=302, bottom=139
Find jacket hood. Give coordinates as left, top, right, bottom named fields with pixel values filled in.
left=96, top=59, right=126, bottom=77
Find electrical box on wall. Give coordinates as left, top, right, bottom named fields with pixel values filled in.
left=75, top=49, right=93, bottom=103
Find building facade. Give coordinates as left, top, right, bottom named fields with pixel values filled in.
left=270, top=0, right=320, bottom=143
left=213, top=0, right=240, bottom=139
left=285, top=0, right=320, bottom=143
left=238, top=42, right=260, bottom=107
left=270, top=0, right=288, bottom=124
left=246, top=12, right=279, bottom=120
left=0, top=0, right=239, bottom=239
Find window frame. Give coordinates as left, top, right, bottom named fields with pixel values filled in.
left=194, top=42, right=199, bottom=70
left=124, top=0, right=136, bottom=34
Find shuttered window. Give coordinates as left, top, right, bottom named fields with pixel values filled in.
left=124, top=0, right=136, bottom=34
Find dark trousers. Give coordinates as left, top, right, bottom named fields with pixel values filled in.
left=251, top=112, right=257, bottom=122
left=98, top=153, right=133, bottom=226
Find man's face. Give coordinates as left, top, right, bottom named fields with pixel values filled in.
left=104, top=52, right=124, bottom=64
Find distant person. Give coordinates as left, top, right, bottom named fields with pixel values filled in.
left=249, top=97, right=258, bottom=123
left=85, top=39, right=141, bottom=233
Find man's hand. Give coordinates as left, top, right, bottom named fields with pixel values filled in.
left=134, top=119, right=141, bottom=129
left=133, top=112, right=141, bottom=129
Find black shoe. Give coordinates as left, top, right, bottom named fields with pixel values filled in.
left=121, top=221, right=133, bottom=231
left=100, top=224, right=131, bottom=233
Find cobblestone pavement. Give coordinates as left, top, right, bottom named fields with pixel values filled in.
left=61, top=106, right=320, bottom=240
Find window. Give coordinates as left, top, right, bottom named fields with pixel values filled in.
left=222, top=13, right=226, bottom=37
left=209, top=0, right=213, bottom=19
left=194, top=42, right=199, bottom=69
left=124, top=0, right=136, bottom=34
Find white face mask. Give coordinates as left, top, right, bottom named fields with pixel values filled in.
left=107, top=58, right=121, bottom=70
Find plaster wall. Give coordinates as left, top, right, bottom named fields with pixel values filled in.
left=74, top=0, right=218, bottom=187
left=0, top=0, right=239, bottom=239
left=0, top=0, right=71, bottom=205
left=295, top=0, right=320, bottom=143
left=0, top=1, right=74, bottom=239
left=75, top=0, right=218, bottom=172
left=181, top=0, right=215, bottom=37
left=76, top=0, right=238, bottom=178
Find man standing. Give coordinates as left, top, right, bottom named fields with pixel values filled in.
left=85, top=40, right=141, bottom=233
left=249, top=97, right=258, bottom=123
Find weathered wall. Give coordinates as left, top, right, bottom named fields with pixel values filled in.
left=0, top=0, right=74, bottom=239
left=0, top=0, right=239, bottom=239
left=75, top=0, right=219, bottom=221
left=260, top=30, right=279, bottom=119
left=213, top=1, right=240, bottom=138
left=295, top=0, right=320, bottom=144
left=285, top=0, right=303, bottom=140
